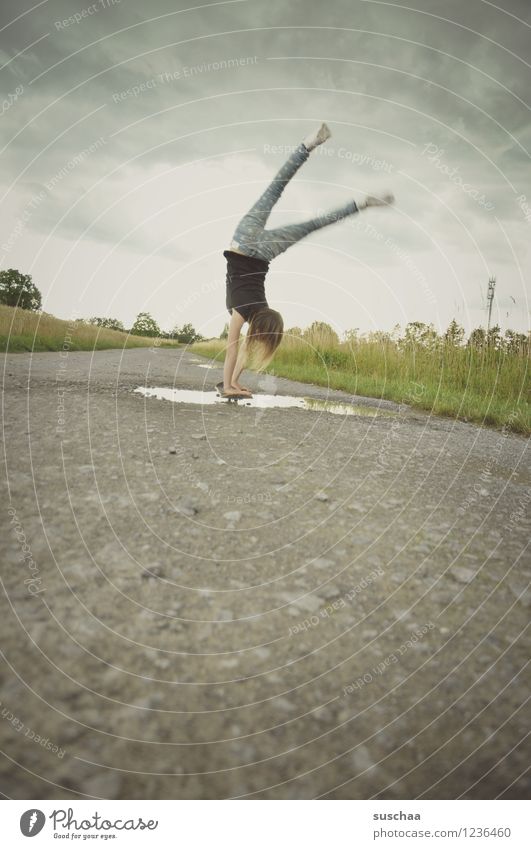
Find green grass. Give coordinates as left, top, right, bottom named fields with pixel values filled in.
left=0, top=304, right=179, bottom=353
left=192, top=334, right=530, bottom=436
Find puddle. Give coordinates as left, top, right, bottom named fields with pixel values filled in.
left=134, top=387, right=391, bottom=417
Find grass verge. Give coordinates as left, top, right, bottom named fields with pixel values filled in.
left=192, top=336, right=530, bottom=436
left=0, top=305, right=179, bottom=353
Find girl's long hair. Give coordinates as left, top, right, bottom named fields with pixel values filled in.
left=239, top=308, right=284, bottom=372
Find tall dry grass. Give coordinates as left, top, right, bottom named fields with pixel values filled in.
left=0, top=305, right=177, bottom=352
left=193, top=326, right=530, bottom=435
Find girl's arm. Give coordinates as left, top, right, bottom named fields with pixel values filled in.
left=223, top=310, right=246, bottom=389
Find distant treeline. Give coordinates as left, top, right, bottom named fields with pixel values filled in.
left=81, top=314, right=203, bottom=343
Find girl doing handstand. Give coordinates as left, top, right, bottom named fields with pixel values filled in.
left=222, top=123, right=394, bottom=398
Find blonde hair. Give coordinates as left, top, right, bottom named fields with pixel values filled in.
left=239, top=308, right=284, bottom=372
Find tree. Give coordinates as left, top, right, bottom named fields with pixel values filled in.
left=220, top=323, right=229, bottom=340
left=88, top=317, right=125, bottom=331
left=503, top=329, right=527, bottom=355
left=486, top=324, right=502, bottom=350
left=130, top=312, right=160, bottom=337
left=286, top=326, right=303, bottom=337
left=0, top=269, right=42, bottom=311
left=444, top=319, right=465, bottom=347
left=171, top=322, right=203, bottom=343
left=343, top=328, right=360, bottom=345
left=468, top=327, right=486, bottom=349
left=400, top=321, right=439, bottom=350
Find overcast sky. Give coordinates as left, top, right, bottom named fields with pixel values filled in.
left=1, top=0, right=530, bottom=336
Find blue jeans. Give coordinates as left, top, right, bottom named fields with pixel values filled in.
left=230, top=142, right=359, bottom=262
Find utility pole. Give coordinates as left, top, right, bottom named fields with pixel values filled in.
left=487, top=276, right=496, bottom=331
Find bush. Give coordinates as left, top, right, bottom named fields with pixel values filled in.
left=319, top=349, right=352, bottom=370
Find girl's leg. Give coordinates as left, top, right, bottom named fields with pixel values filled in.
left=231, top=143, right=310, bottom=255
left=256, top=199, right=360, bottom=261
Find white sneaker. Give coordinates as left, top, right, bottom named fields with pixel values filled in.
left=361, top=192, right=395, bottom=208
left=303, top=122, right=332, bottom=151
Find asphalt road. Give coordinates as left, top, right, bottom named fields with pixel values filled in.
left=1, top=347, right=529, bottom=799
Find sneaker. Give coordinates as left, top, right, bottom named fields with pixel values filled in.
left=303, top=122, right=332, bottom=151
